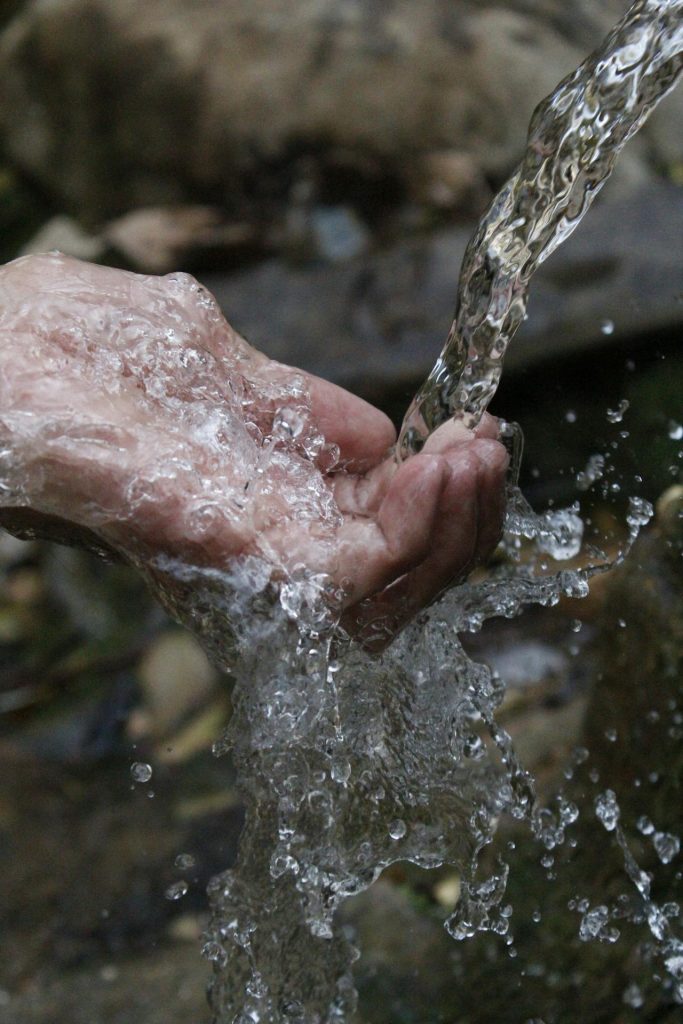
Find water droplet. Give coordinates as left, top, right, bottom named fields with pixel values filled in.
left=130, top=761, right=153, bottom=783
left=600, top=319, right=615, bottom=335
left=202, top=941, right=228, bottom=967
left=637, top=815, right=655, bottom=835
left=595, top=790, right=620, bottom=831
left=464, top=734, right=486, bottom=760
left=164, top=880, right=189, bottom=901
left=565, top=410, right=577, bottom=423
left=280, top=998, right=306, bottom=1021
left=558, top=799, right=579, bottom=826
left=606, top=399, right=629, bottom=423
left=175, top=853, right=196, bottom=871
left=388, top=819, right=407, bottom=840
left=669, top=421, right=683, bottom=441
left=604, top=727, right=617, bottom=743
left=664, top=953, right=683, bottom=980
left=626, top=496, right=653, bottom=529
left=579, top=904, right=619, bottom=944
left=330, top=759, right=351, bottom=785
left=622, top=982, right=644, bottom=1008
left=536, top=506, right=583, bottom=560
left=653, top=831, right=680, bottom=865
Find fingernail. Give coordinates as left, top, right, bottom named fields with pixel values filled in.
left=477, top=439, right=509, bottom=472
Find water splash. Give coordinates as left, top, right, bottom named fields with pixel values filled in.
left=130, top=761, right=153, bottom=783
left=592, top=791, right=683, bottom=1002
left=0, top=3, right=679, bottom=1022
left=189, top=472, right=654, bottom=1020
left=398, top=0, right=683, bottom=455
left=191, top=4, right=681, bottom=1018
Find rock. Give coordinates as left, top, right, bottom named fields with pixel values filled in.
left=0, top=944, right=206, bottom=1024
left=308, top=205, right=370, bottom=263
left=0, top=532, right=33, bottom=569
left=409, top=149, right=489, bottom=212
left=198, top=182, right=683, bottom=408
left=134, top=629, right=219, bottom=740
left=342, top=879, right=456, bottom=1023
left=581, top=511, right=683, bottom=821
left=104, top=206, right=257, bottom=274
left=647, top=84, right=683, bottom=172
left=18, top=214, right=105, bottom=261
left=0, top=0, right=666, bottom=223
left=656, top=485, right=683, bottom=545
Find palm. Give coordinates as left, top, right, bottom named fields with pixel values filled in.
left=0, top=254, right=507, bottom=643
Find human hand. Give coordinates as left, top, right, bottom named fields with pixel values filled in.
left=0, top=254, right=508, bottom=644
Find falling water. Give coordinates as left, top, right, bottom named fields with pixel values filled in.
left=179, top=4, right=682, bottom=1020
left=189, top=2, right=683, bottom=1020
left=398, top=0, right=683, bottom=454
left=1, top=2, right=680, bottom=1022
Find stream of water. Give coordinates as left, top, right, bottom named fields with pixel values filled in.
left=0, top=1, right=680, bottom=1019
left=2, top=1, right=676, bottom=1021
left=398, top=0, right=683, bottom=454
left=127, top=4, right=676, bottom=1021
left=168, top=3, right=683, bottom=1021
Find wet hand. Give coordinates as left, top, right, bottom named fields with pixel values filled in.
left=0, top=254, right=508, bottom=643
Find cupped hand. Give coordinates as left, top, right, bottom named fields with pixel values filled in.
left=0, top=254, right=508, bottom=644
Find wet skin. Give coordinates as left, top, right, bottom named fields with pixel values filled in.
left=0, top=254, right=508, bottom=644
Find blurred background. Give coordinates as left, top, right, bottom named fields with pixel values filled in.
left=0, top=2, right=682, bottom=1022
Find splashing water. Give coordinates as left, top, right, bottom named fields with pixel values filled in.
left=190, top=4, right=681, bottom=1020
left=170, top=2, right=680, bottom=1020
left=0, top=3, right=680, bottom=1022
left=397, top=0, right=683, bottom=456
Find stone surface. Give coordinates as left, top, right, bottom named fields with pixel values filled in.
left=103, top=206, right=257, bottom=274
left=0, top=745, right=244, bottom=997
left=19, top=214, right=105, bottom=261
left=1, top=0, right=675, bottom=222
left=135, top=630, right=219, bottom=740
left=199, top=182, right=683, bottom=408
left=0, top=945, right=207, bottom=1024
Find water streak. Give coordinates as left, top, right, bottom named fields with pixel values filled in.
left=195, top=3, right=683, bottom=1019
left=2, top=3, right=679, bottom=1021
left=398, top=0, right=683, bottom=456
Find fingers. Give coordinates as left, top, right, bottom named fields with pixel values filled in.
left=420, top=411, right=500, bottom=454
left=470, top=438, right=509, bottom=561
left=328, top=454, right=448, bottom=603
left=332, top=411, right=504, bottom=518
left=304, top=374, right=397, bottom=471
left=344, top=437, right=509, bottom=647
